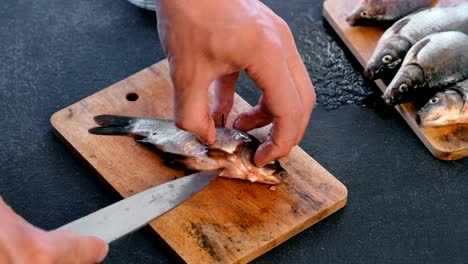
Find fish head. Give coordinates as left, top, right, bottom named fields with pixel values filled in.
left=382, top=65, right=425, bottom=105
left=417, top=89, right=464, bottom=127
left=364, top=37, right=410, bottom=80
left=235, top=138, right=287, bottom=185
left=208, top=131, right=287, bottom=185
left=346, top=0, right=385, bottom=26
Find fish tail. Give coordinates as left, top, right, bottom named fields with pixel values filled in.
left=88, top=115, right=135, bottom=135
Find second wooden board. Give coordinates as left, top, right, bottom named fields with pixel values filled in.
left=323, top=0, right=468, bottom=160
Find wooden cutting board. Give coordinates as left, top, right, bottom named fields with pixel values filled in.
left=51, top=59, right=347, bottom=264
left=323, top=0, right=468, bottom=160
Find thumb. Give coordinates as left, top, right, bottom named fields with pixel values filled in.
left=170, top=63, right=216, bottom=145
left=51, top=231, right=109, bottom=263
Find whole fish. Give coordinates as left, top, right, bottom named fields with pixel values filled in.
left=417, top=79, right=468, bottom=127
left=364, top=3, right=468, bottom=80
left=346, top=0, right=434, bottom=26
left=89, top=115, right=286, bottom=185
left=382, top=31, right=468, bottom=105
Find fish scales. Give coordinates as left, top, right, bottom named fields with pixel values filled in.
left=391, top=4, right=468, bottom=43
left=382, top=31, right=468, bottom=105
left=403, top=32, right=468, bottom=88
left=89, top=115, right=286, bottom=185
left=418, top=79, right=468, bottom=127
left=346, top=0, right=434, bottom=26
left=365, top=3, right=468, bottom=80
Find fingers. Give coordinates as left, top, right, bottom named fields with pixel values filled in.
left=170, top=60, right=216, bottom=145
left=211, top=72, right=239, bottom=127
left=51, top=231, right=109, bottom=263
left=233, top=97, right=273, bottom=131
left=245, top=52, right=302, bottom=166
left=284, top=33, right=316, bottom=145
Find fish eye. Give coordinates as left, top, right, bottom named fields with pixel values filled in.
left=382, top=55, right=393, bottom=64
left=429, top=97, right=440, bottom=104
left=398, top=83, right=408, bottom=93
left=360, top=11, right=369, bottom=18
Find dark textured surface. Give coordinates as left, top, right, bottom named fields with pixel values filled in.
left=0, top=0, right=466, bottom=263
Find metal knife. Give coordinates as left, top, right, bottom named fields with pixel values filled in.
left=57, top=170, right=219, bottom=243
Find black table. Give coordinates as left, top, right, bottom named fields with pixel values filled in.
left=1, top=1, right=466, bottom=263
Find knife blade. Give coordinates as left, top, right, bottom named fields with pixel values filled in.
left=57, top=170, right=219, bottom=243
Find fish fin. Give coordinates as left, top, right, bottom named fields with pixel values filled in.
left=411, top=38, right=431, bottom=60
left=391, top=18, right=410, bottom=34
left=163, top=157, right=189, bottom=169
left=135, top=137, right=152, bottom=144
left=89, top=115, right=137, bottom=135
left=88, top=126, right=129, bottom=135
left=158, top=151, right=216, bottom=173
left=93, top=115, right=136, bottom=126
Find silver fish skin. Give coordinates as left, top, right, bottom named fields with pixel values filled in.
left=382, top=31, right=468, bottom=106
left=346, top=0, right=433, bottom=26
left=364, top=3, right=468, bottom=80
left=88, top=115, right=286, bottom=185
left=417, top=79, right=468, bottom=127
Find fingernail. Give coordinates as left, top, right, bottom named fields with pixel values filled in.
left=253, top=146, right=266, bottom=167
left=233, top=116, right=242, bottom=130
left=98, top=244, right=109, bottom=263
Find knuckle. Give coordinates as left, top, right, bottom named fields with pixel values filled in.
left=276, top=17, right=292, bottom=36
left=22, top=237, right=55, bottom=263
left=217, top=98, right=233, bottom=111
left=271, top=139, right=294, bottom=158
left=276, top=145, right=292, bottom=158
left=254, top=26, right=283, bottom=54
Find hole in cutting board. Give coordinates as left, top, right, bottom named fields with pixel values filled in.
left=126, top=93, right=139, bottom=101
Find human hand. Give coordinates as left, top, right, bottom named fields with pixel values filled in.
left=0, top=197, right=108, bottom=264
left=155, top=0, right=316, bottom=167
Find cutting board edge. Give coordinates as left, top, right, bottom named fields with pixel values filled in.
left=50, top=105, right=349, bottom=264
left=244, top=197, right=348, bottom=264
left=50, top=58, right=350, bottom=263
left=166, top=196, right=348, bottom=264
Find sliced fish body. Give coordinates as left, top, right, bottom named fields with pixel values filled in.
left=365, top=3, right=468, bottom=79
left=89, top=115, right=286, bottom=185
left=417, top=79, right=468, bottom=127
left=346, top=0, right=434, bottom=26
left=382, top=31, right=468, bottom=105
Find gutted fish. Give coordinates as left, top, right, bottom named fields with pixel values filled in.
left=382, top=31, right=468, bottom=105
left=417, top=79, right=468, bottom=127
left=364, top=3, right=468, bottom=80
left=89, top=115, right=286, bottom=185
left=346, top=0, right=434, bottom=26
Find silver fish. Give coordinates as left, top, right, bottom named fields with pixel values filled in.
left=364, top=3, right=468, bottom=80
left=346, top=0, right=434, bottom=26
left=382, top=31, right=468, bottom=105
left=417, top=79, right=468, bottom=127
left=88, top=115, right=286, bottom=185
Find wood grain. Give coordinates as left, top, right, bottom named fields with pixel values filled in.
left=323, top=0, right=468, bottom=160
left=51, top=59, right=347, bottom=264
